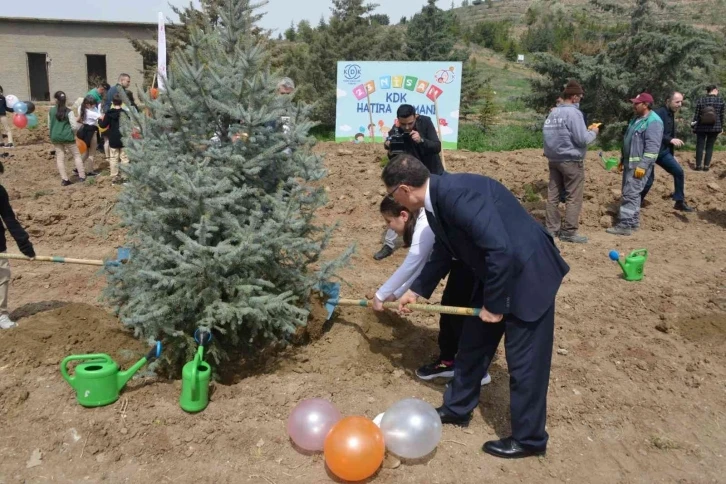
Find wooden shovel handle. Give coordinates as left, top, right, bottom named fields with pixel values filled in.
left=335, top=298, right=480, bottom=316
left=0, top=253, right=104, bottom=266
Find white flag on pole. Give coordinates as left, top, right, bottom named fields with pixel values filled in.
left=157, top=12, right=167, bottom=91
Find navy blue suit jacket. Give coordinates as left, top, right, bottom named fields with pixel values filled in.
left=410, top=173, right=570, bottom=322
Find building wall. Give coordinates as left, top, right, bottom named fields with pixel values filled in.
left=0, top=20, right=156, bottom=102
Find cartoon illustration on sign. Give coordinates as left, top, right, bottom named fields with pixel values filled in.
left=434, top=66, right=456, bottom=84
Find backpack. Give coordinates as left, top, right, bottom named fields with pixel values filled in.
left=700, top=105, right=717, bottom=125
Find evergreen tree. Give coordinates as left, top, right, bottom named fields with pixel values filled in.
left=297, top=20, right=315, bottom=43
left=406, top=0, right=468, bottom=61
left=106, top=0, right=350, bottom=370
left=477, top=78, right=498, bottom=130
left=284, top=21, right=297, bottom=41
left=505, top=42, right=518, bottom=62
left=460, top=58, right=486, bottom=117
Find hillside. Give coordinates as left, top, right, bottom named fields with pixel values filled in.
left=452, top=0, right=726, bottom=32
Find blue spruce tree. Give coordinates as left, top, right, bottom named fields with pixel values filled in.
left=104, top=0, right=351, bottom=370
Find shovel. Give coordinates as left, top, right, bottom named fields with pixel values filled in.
left=317, top=281, right=482, bottom=321
left=0, top=247, right=130, bottom=267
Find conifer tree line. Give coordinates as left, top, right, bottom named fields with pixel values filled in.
left=131, top=0, right=725, bottom=138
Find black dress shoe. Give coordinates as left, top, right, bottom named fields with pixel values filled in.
left=435, top=406, right=471, bottom=427
left=674, top=201, right=695, bottom=212
left=373, top=244, right=394, bottom=261
left=483, top=437, right=546, bottom=459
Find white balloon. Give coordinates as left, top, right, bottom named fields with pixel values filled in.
left=373, top=412, right=384, bottom=427
left=5, top=95, right=18, bottom=109
left=380, top=398, right=442, bottom=459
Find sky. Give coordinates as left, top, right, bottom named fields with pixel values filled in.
left=4, top=0, right=441, bottom=33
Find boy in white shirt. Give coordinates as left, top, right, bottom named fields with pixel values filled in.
left=372, top=197, right=491, bottom=385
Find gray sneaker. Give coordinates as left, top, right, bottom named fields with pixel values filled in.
left=606, top=225, right=633, bottom=236
left=559, top=232, right=588, bottom=244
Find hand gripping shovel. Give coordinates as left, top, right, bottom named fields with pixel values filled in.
left=0, top=247, right=130, bottom=267
left=317, top=281, right=483, bottom=321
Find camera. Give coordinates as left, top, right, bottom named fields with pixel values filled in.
left=388, top=126, right=409, bottom=155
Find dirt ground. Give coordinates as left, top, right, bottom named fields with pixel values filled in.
left=1, top=130, right=726, bottom=483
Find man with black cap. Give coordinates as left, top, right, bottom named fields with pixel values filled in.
left=543, top=80, right=599, bottom=243
left=607, top=92, right=664, bottom=236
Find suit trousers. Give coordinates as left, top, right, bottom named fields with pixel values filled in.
left=438, top=261, right=476, bottom=361
left=442, top=303, right=555, bottom=450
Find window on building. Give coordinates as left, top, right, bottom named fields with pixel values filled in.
left=27, top=53, right=50, bottom=102
left=86, top=55, right=107, bottom=89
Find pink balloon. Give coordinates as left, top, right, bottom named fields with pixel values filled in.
left=287, top=398, right=342, bottom=451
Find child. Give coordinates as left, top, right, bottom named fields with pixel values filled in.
left=372, top=197, right=491, bottom=386
left=48, top=91, right=86, bottom=186
left=0, top=86, right=13, bottom=148
left=75, top=95, right=101, bottom=177
left=0, top=161, right=35, bottom=329
left=99, top=93, right=129, bottom=185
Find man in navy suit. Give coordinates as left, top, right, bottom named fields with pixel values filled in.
left=383, top=154, right=570, bottom=459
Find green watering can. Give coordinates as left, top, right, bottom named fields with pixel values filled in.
left=609, top=249, right=648, bottom=281
left=61, top=342, right=162, bottom=407
left=180, top=329, right=212, bottom=413
left=598, top=151, right=619, bottom=171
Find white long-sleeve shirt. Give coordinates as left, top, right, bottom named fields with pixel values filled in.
left=77, top=105, right=102, bottom=125
left=375, top=208, right=435, bottom=301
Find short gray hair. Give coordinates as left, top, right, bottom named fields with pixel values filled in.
left=278, top=77, right=295, bottom=90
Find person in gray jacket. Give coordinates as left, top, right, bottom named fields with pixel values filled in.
left=543, top=80, right=598, bottom=243
left=607, top=93, right=664, bottom=236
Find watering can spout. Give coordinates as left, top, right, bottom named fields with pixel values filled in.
left=608, top=250, right=626, bottom=275
left=116, top=342, right=162, bottom=391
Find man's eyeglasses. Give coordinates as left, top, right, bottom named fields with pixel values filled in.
left=386, top=185, right=401, bottom=201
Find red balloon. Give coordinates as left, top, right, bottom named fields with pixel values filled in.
left=13, top=113, right=27, bottom=129
left=324, top=416, right=385, bottom=482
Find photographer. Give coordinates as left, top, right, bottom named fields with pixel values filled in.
left=375, top=104, right=443, bottom=260
left=385, top=104, right=443, bottom=175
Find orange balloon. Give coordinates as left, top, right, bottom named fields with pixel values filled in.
left=76, top=137, right=87, bottom=154
left=324, top=417, right=385, bottom=482
left=150, top=88, right=159, bottom=99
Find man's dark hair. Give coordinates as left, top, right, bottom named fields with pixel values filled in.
left=396, top=104, right=416, bottom=118
left=706, top=84, right=718, bottom=93
left=382, top=154, right=430, bottom=188
left=100, top=82, right=111, bottom=90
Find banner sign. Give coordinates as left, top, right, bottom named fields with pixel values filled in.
left=157, top=12, right=167, bottom=91
left=335, top=61, right=463, bottom=149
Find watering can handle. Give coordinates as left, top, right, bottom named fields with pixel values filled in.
left=60, top=354, right=113, bottom=384
left=190, top=350, right=202, bottom=395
